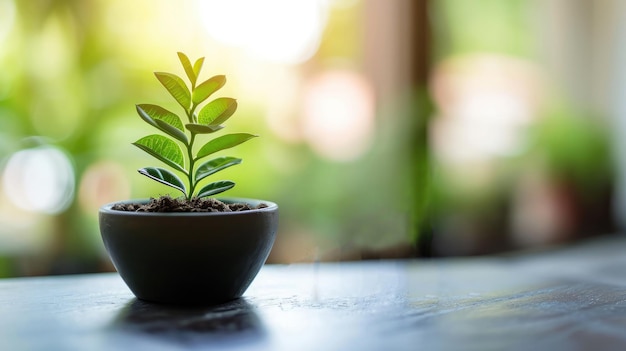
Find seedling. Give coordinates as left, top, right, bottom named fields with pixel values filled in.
left=133, top=52, right=256, bottom=200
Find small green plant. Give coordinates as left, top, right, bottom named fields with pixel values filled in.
left=133, top=52, right=257, bottom=200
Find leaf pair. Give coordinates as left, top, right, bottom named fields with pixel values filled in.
left=138, top=155, right=241, bottom=198
left=139, top=167, right=235, bottom=199
left=156, top=52, right=227, bottom=113
left=134, top=133, right=256, bottom=170
left=177, top=52, right=204, bottom=89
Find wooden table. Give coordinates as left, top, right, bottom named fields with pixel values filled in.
left=2, top=236, right=626, bottom=350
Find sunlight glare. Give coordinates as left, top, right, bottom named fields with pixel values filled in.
left=0, top=0, right=15, bottom=51
left=197, top=0, right=327, bottom=64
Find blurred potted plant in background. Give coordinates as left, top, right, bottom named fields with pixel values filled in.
left=429, top=103, right=615, bottom=256
left=512, top=107, right=615, bottom=246
left=99, top=52, right=279, bottom=305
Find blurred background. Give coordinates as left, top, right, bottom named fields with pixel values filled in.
left=0, top=0, right=624, bottom=277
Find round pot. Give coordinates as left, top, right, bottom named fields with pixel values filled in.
left=99, top=198, right=278, bottom=305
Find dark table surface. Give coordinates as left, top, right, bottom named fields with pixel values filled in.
left=3, top=236, right=626, bottom=351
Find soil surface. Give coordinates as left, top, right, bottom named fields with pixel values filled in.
left=112, top=195, right=266, bottom=213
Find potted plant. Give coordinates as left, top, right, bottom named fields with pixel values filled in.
left=99, top=52, right=278, bottom=305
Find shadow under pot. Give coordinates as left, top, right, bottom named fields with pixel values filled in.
left=99, top=198, right=278, bottom=305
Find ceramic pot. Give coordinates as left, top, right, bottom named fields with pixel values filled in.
left=99, top=198, right=278, bottom=305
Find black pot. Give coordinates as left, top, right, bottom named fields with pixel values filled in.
left=99, top=198, right=278, bottom=305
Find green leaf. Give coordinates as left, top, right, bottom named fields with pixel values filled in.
left=195, top=157, right=242, bottom=183
left=193, top=57, right=204, bottom=78
left=195, top=133, right=257, bottom=161
left=153, top=120, right=188, bottom=144
left=154, top=72, right=191, bottom=110
left=177, top=52, right=197, bottom=88
left=137, top=104, right=185, bottom=131
left=136, top=104, right=188, bottom=144
left=185, top=123, right=224, bottom=134
left=138, top=167, right=187, bottom=196
left=196, top=180, right=235, bottom=198
left=133, top=134, right=186, bottom=173
left=198, top=98, right=238, bottom=126
left=192, top=75, right=226, bottom=105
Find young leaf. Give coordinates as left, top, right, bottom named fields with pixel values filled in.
left=192, top=75, right=226, bottom=105
left=195, top=133, right=257, bottom=161
left=138, top=167, right=187, bottom=196
left=196, top=180, right=235, bottom=198
left=195, top=157, right=242, bottom=183
left=198, top=98, right=238, bottom=126
left=193, top=57, right=204, bottom=78
left=154, top=72, right=191, bottom=110
left=133, top=134, right=187, bottom=173
left=177, top=52, right=197, bottom=88
left=136, top=104, right=188, bottom=144
left=185, top=123, right=224, bottom=134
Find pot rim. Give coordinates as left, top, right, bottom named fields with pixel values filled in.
left=99, top=197, right=278, bottom=216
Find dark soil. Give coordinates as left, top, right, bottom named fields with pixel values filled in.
left=112, top=195, right=267, bottom=213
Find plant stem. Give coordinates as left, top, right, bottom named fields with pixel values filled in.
left=187, top=133, right=196, bottom=200
left=185, top=103, right=199, bottom=200
left=187, top=103, right=197, bottom=123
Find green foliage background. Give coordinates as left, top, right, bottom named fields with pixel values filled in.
left=0, top=0, right=416, bottom=276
